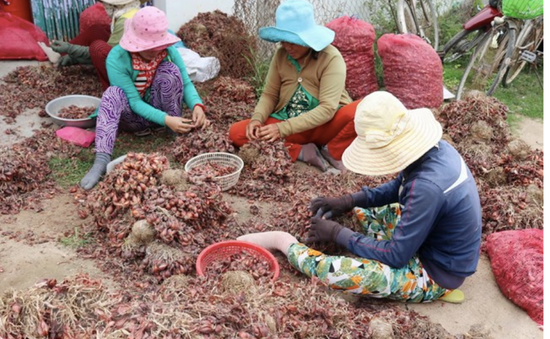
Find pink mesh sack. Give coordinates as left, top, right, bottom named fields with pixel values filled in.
left=0, top=12, right=48, bottom=61
left=377, top=33, right=443, bottom=109
left=326, top=16, right=379, bottom=100
left=486, top=229, right=543, bottom=327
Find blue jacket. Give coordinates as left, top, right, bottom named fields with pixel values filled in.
left=337, top=140, right=482, bottom=288
left=103, top=44, right=203, bottom=126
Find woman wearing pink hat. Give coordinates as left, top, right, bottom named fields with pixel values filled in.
left=238, top=91, right=482, bottom=304
left=228, top=0, right=360, bottom=172
left=80, top=6, right=209, bottom=190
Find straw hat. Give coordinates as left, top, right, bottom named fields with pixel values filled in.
left=119, top=6, right=181, bottom=52
left=259, top=0, right=335, bottom=52
left=342, top=91, right=442, bottom=176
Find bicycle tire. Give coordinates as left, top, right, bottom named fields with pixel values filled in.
left=486, top=25, right=514, bottom=96
left=502, top=18, right=543, bottom=87
left=456, top=22, right=514, bottom=100
left=397, top=0, right=440, bottom=50
left=456, top=30, right=493, bottom=100
left=440, top=28, right=486, bottom=63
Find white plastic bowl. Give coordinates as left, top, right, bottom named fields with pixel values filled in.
left=106, top=155, right=127, bottom=174
left=45, top=95, right=100, bottom=129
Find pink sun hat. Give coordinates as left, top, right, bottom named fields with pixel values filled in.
left=119, top=6, right=181, bottom=52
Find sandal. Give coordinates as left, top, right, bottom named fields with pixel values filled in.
left=439, top=289, right=465, bottom=304
left=134, top=128, right=152, bottom=137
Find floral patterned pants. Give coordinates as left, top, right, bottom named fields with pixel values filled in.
left=288, top=204, right=451, bottom=302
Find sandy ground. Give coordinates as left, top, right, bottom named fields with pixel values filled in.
left=0, top=60, right=544, bottom=338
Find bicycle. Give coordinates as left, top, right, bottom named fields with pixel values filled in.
left=454, top=15, right=519, bottom=100
left=395, top=0, right=440, bottom=50
left=439, top=0, right=543, bottom=100
left=385, top=0, right=439, bottom=50
left=438, top=2, right=503, bottom=63
left=502, top=15, right=543, bottom=87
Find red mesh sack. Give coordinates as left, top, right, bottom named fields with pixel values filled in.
left=486, top=229, right=543, bottom=327
left=377, top=33, right=443, bottom=109
left=79, top=3, right=111, bottom=34
left=326, top=16, right=378, bottom=100
left=0, top=12, right=48, bottom=61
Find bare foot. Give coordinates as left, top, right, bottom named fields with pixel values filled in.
left=299, top=143, right=329, bottom=172
left=320, top=147, right=347, bottom=172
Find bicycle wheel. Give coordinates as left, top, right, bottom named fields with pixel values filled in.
left=397, top=0, right=439, bottom=50
left=439, top=28, right=487, bottom=63
left=502, top=18, right=543, bottom=87
left=456, top=22, right=514, bottom=100
left=486, top=25, right=515, bottom=95
left=455, top=29, right=494, bottom=100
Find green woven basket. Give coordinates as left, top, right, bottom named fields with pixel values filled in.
left=502, top=0, right=543, bottom=19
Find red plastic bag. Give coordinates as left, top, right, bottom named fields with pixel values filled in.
left=326, top=16, right=379, bottom=100
left=486, top=229, right=543, bottom=327
left=0, top=12, right=49, bottom=61
left=377, top=33, right=443, bottom=109
left=56, top=127, right=95, bottom=147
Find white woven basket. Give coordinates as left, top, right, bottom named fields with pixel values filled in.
left=184, top=152, right=244, bottom=191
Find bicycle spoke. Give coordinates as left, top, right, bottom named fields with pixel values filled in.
left=441, top=29, right=486, bottom=63
left=456, top=30, right=493, bottom=100
left=503, top=18, right=543, bottom=87
left=472, top=26, right=510, bottom=94
left=397, top=0, right=439, bottom=50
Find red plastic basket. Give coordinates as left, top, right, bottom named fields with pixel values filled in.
left=196, top=240, right=280, bottom=281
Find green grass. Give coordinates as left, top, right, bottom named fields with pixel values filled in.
left=60, top=227, right=93, bottom=248
left=48, top=131, right=176, bottom=188
left=489, top=68, right=544, bottom=120
left=442, top=61, right=544, bottom=121
left=244, top=51, right=271, bottom=98
left=437, top=2, right=543, bottom=122
left=49, top=152, right=95, bottom=188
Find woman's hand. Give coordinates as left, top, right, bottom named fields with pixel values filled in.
left=192, top=105, right=210, bottom=129
left=165, top=116, right=195, bottom=134
left=258, top=124, right=281, bottom=142
left=246, top=120, right=262, bottom=140
left=50, top=40, right=71, bottom=53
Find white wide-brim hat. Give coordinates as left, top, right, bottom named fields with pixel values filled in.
left=342, top=91, right=443, bottom=176
left=259, top=0, right=335, bottom=52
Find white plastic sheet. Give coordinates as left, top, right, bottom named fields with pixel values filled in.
left=177, top=47, right=220, bottom=83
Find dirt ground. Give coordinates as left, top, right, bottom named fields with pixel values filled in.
left=0, top=60, right=544, bottom=338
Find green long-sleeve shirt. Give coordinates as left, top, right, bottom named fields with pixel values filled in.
left=107, top=9, right=138, bottom=47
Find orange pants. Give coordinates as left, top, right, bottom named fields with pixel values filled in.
left=228, top=100, right=361, bottom=161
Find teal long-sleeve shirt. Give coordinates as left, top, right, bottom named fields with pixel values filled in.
left=105, top=44, right=203, bottom=126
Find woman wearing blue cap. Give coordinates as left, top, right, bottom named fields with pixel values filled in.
left=229, top=0, right=360, bottom=172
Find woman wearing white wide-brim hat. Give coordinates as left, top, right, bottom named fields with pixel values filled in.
left=229, top=0, right=362, bottom=173
left=238, top=91, right=482, bottom=304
